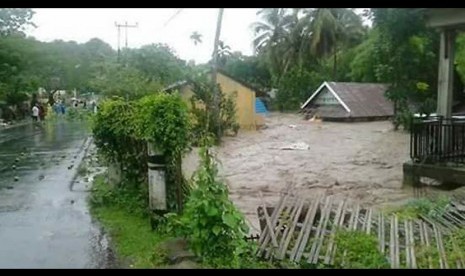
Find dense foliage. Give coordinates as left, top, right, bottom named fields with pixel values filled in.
left=92, top=93, right=191, bottom=211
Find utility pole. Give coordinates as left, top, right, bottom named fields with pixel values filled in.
left=211, top=8, right=224, bottom=139
left=115, top=21, right=138, bottom=63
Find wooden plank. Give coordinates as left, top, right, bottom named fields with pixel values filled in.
left=307, top=196, right=332, bottom=264
left=389, top=216, right=395, bottom=267
left=278, top=198, right=305, bottom=259
left=339, top=202, right=359, bottom=267
left=258, top=193, right=289, bottom=254
left=275, top=197, right=300, bottom=259
left=409, top=220, right=417, bottom=269
left=258, top=192, right=281, bottom=248
left=449, top=205, right=465, bottom=222
left=324, top=200, right=345, bottom=264
left=435, top=224, right=449, bottom=269
left=394, top=215, right=400, bottom=268
left=352, top=204, right=361, bottom=231
left=289, top=197, right=318, bottom=261
left=431, top=222, right=446, bottom=269
left=294, top=196, right=321, bottom=262
left=428, top=211, right=458, bottom=231
left=389, top=215, right=400, bottom=268
left=330, top=204, right=347, bottom=264
left=405, top=220, right=411, bottom=268
left=379, top=213, right=385, bottom=254
left=347, top=204, right=356, bottom=231
left=312, top=197, right=335, bottom=264
left=422, top=221, right=434, bottom=269
left=365, top=209, right=373, bottom=234
left=266, top=196, right=299, bottom=259
left=404, top=219, right=417, bottom=269
left=260, top=202, right=279, bottom=248
left=441, top=210, right=463, bottom=229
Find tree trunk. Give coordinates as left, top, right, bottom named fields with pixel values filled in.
left=393, top=100, right=399, bottom=131
left=333, top=45, right=337, bottom=80
left=211, top=8, right=224, bottom=140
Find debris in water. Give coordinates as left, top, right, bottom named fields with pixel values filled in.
left=68, top=165, right=74, bottom=170
left=14, top=176, right=19, bottom=181
left=38, top=175, right=45, bottom=181
left=280, top=142, right=310, bottom=150
left=11, top=165, right=16, bottom=170
left=70, top=200, right=75, bottom=204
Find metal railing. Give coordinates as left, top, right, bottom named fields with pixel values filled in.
left=410, top=116, right=465, bottom=164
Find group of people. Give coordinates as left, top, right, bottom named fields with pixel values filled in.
left=31, top=101, right=66, bottom=123
left=31, top=98, right=97, bottom=122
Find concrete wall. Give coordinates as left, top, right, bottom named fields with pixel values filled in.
left=216, top=72, right=257, bottom=130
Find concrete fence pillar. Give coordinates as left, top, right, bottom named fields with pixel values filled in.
left=147, top=142, right=167, bottom=213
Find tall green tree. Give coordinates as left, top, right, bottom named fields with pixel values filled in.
left=124, top=43, right=187, bottom=86
left=0, top=8, right=35, bottom=36
left=252, top=8, right=294, bottom=80
left=369, top=8, right=439, bottom=128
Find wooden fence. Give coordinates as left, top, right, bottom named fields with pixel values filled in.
left=257, top=191, right=465, bottom=268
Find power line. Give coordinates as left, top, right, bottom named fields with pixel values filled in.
left=163, top=9, right=184, bottom=27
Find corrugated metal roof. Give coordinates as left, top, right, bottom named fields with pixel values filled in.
left=327, top=82, right=393, bottom=118
left=162, top=80, right=190, bottom=92
left=302, top=82, right=394, bottom=118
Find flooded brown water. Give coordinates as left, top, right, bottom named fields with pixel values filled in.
left=185, top=113, right=417, bottom=233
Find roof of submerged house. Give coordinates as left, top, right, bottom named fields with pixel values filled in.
left=301, top=81, right=394, bottom=118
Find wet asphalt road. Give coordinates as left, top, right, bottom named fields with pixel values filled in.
left=0, top=120, right=112, bottom=268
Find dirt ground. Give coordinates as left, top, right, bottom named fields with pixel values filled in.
left=183, top=113, right=419, bottom=234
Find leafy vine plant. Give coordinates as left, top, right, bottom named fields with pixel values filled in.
left=92, top=93, right=191, bottom=211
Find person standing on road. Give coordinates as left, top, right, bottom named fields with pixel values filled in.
left=31, top=104, right=39, bottom=122
left=38, top=104, right=46, bottom=122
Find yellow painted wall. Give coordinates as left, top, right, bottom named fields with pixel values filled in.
left=177, top=72, right=265, bottom=130
left=216, top=73, right=256, bottom=130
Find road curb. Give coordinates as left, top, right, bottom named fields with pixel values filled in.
left=69, top=136, right=94, bottom=191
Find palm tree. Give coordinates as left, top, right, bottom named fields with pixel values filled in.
left=300, top=8, right=365, bottom=79
left=251, top=9, right=291, bottom=51
left=217, top=40, right=231, bottom=67
left=251, top=9, right=295, bottom=80
left=190, top=31, right=202, bottom=46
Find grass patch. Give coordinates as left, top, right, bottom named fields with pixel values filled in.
left=89, top=174, right=170, bottom=268
left=91, top=206, right=167, bottom=268
left=384, top=196, right=451, bottom=219
left=333, top=229, right=390, bottom=269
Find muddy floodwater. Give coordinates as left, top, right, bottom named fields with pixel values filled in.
left=184, top=113, right=418, bottom=234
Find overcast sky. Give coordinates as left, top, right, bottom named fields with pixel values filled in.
left=26, top=8, right=368, bottom=64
